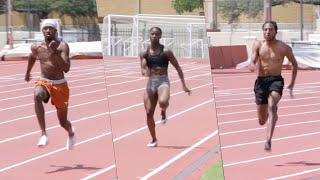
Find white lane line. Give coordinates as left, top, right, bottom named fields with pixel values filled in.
left=0, top=111, right=109, bottom=144
left=266, top=168, right=320, bottom=180
left=140, top=130, right=218, bottom=180
left=217, top=96, right=319, bottom=109
left=0, top=98, right=108, bottom=126
left=213, top=81, right=320, bottom=94
left=211, top=70, right=318, bottom=80
left=0, top=73, right=212, bottom=125
left=80, top=164, right=116, bottom=180
left=1, top=83, right=213, bottom=143
left=223, top=147, right=320, bottom=167
left=222, top=131, right=320, bottom=149
left=219, top=110, right=320, bottom=125
left=0, top=132, right=111, bottom=172
left=1, top=70, right=209, bottom=106
left=220, top=118, right=320, bottom=136
left=217, top=103, right=320, bottom=116
left=0, top=95, right=216, bottom=173
left=113, top=99, right=215, bottom=142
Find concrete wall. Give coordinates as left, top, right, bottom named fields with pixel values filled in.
left=207, top=30, right=316, bottom=57
left=0, top=31, right=32, bottom=49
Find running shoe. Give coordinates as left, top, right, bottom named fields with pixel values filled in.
left=37, top=135, right=49, bottom=148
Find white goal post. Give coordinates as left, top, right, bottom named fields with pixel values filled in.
left=101, top=14, right=209, bottom=58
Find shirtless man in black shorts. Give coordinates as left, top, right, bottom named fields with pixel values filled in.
left=249, top=21, right=298, bottom=151
left=139, top=27, right=191, bottom=147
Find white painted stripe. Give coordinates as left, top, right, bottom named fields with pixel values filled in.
left=0, top=98, right=108, bottom=125
left=0, top=112, right=109, bottom=144
left=113, top=99, right=215, bottom=142
left=223, top=147, right=320, bottom=167
left=220, top=118, right=320, bottom=136
left=219, top=110, right=320, bottom=125
left=213, top=81, right=320, bottom=94
left=0, top=79, right=212, bottom=125
left=212, top=70, right=318, bottom=80
left=217, top=103, right=320, bottom=116
left=267, top=167, right=320, bottom=180
left=0, top=103, right=34, bottom=112
left=80, top=164, right=116, bottom=180
left=217, top=97, right=320, bottom=108
left=222, top=131, right=320, bottom=149
left=0, top=89, right=215, bottom=174
left=140, top=130, right=218, bottom=180
left=0, top=83, right=213, bottom=144
left=0, top=132, right=111, bottom=172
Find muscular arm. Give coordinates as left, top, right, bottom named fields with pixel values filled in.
left=285, top=45, right=298, bottom=89
left=165, top=49, right=190, bottom=93
left=49, top=41, right=71, bottom=73
left=25, top=44, right=38, bottom=82
left=248, top=40, right=260, bottom=72
left=139, top=50, right=149, bottom=77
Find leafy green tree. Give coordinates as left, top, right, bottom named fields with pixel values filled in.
left=219, top=0, right=320, bottom=24
left=0, top=0, right=7, bottom=15
left=290, top=0, right=320, bottom=5
left=52, top=0, right=97, bottom=18
left=171, top=0, right=203, bottom=14
left=172, top=0, right=320, bottom=24
left=218, top=0, right=263, bottom=24
left=12, top=0, right=97, bottom=20
left=9, top=0, right=99, bottom=41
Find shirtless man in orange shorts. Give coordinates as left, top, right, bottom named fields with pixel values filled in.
left=25, top=19, right=75, bottom=150
left=249, top=21, right=298, bottom=151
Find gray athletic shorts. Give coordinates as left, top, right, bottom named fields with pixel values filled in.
left=146, top=75, right=170, bottom=91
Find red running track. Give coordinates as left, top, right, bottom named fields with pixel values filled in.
left=212, top=68, right=320, bottom=180
left=0, top=57, right=221, bottom=180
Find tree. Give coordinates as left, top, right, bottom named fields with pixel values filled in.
left=52, top=0, right=97, bottom=19
left=0, top=0, right=7, bottom=15
left=218, top=0, right=263, bottom=24
left=12, top=0, right=97, bottom=20
left=171, top=0, right=203, bottom=14
left=219, top=0, right=320, bottom=24
left=290, top=0, right=320, bottom=4
left=171, top=0, right=320, bottom=24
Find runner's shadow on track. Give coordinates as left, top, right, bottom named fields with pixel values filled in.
left=275, top=161, right=320, bottom=167
left=45, top=164, right=101, bottom=174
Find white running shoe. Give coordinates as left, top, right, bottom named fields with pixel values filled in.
left=161, top=118, right=168, bottom=125
left=37, top=135, right=49, bottom=148
left=147, top=141, right=158, bottom=147
left=66, top=128, right=76, bottom=150
left=161, top=111, right=167, bottom=125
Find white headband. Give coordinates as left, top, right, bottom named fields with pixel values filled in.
left=41, top=19, right=57, bottom=30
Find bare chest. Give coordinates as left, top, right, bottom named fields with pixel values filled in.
left=259, top=45, right=285, bottom=64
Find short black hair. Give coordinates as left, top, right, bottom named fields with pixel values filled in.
left=262, top=21, right=278, bottom=32
left=150, top=27, right=162, bottom=35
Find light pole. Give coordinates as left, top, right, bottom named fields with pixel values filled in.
left=7, top=0, right=13, bottom=49
left=5, top=0, right=8, bottom=45
left=28, top=0, right=31, bottom=38
left=264, top=0, right=272, bottom=21
left=300, top=0, right=304, bottom=41
left=136, top=0, right=140, bottom=14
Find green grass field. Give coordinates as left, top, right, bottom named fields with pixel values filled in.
left=200, top=158, right=224, bottom=180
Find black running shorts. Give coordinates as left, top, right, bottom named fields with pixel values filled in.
left=254, top=75, right=284, bottom=105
